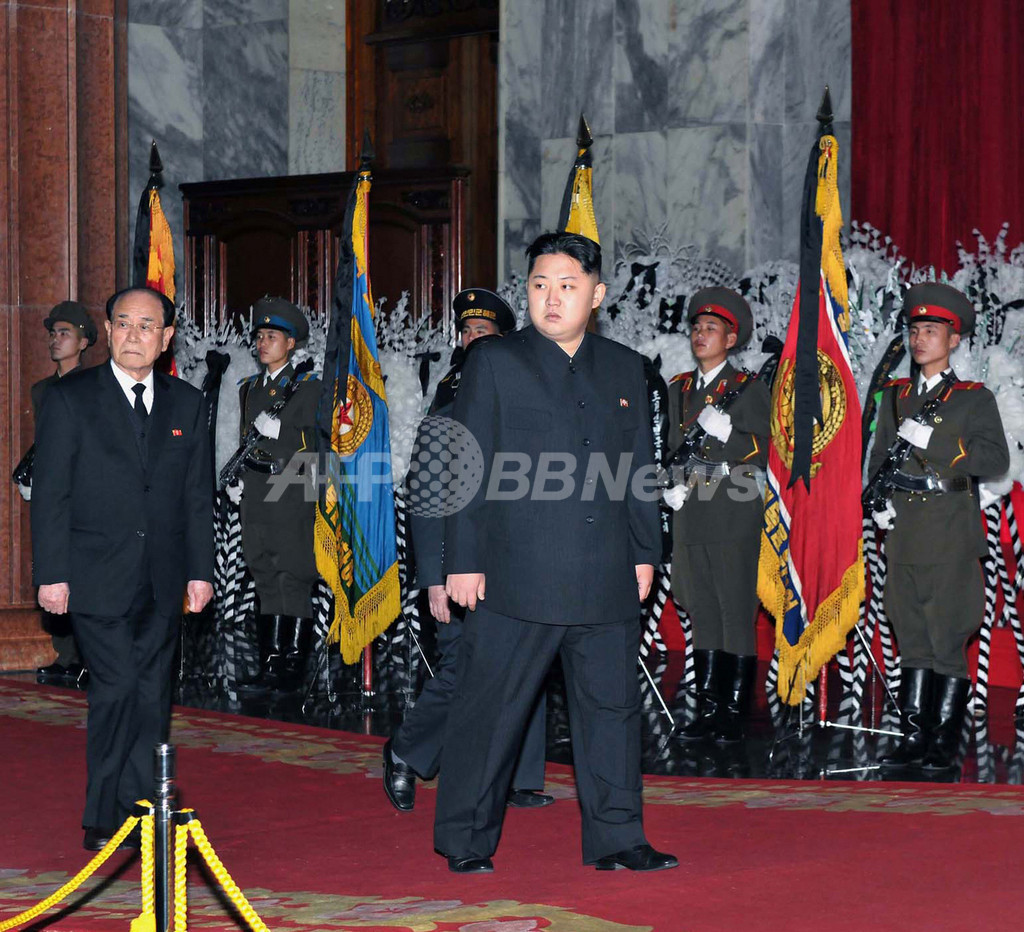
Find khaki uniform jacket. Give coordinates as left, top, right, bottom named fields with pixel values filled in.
left=868, top=373, right=1009, bottom=565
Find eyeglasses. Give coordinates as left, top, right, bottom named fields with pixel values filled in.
left=112, top=319, right=164, bottom=335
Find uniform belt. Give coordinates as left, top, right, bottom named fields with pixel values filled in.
left=687, top=455, right=730, bottom=481
left=892, top=471, right=971, bottom=494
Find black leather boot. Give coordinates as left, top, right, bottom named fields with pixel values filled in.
left=679, top=649, right=721, bottom=742
left=237, top=615, right=286, bottom=694
left=878, top=667, right=933, bottom=769
left=279, top=617, right=313, bottom=692
left=921, top=675, right=971, bottom=772
left=714, top=654, right=757, bottom=744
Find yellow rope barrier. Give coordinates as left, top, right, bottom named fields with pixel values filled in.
left=130, top=809, right=157, bottom=932
left=187, top=820, right=270, bottom=932
left=173, top=811, right=192, bottom=932
left=0, top=815, right=140, bottom=932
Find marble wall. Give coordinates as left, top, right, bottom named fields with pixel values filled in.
left=127, top=0, right=346, bottom=283
left=499, top=0, right=852, bottom=279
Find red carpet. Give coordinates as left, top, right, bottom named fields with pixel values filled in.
left=3, top=679, right=1024, bottom=931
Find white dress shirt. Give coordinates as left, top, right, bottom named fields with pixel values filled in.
left=109, top=359, right=154, bottom=413
left=696, top=359, right=728, bottom=390
left=917, top=367, right=952, bottom=395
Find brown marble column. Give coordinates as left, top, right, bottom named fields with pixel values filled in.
left=0, top=0, right=127, bottom=670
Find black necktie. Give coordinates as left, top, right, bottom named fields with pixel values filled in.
left=132, top=383, right=148, bottom=422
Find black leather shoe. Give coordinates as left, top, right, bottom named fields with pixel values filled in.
left=83, top=827, right=114, bottom=851
left=37, top=661, right=69, bottom=680
left=594, top=844, right=678, bottom=872
left=448, top=856, right=494, bottom=873
left=506, top=789, right=554, bottom=808
left=382, top=739, right=416, bottom=811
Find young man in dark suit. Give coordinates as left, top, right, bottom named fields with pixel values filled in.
left=870, top=283, right=1009, bottom=773
left=32, top=286, right=215, bottom=851
left=384, top=287, right=551, bottom=813
left=665, top=288, right=770, bottom=744
left=434, top=232, right=677, bottom=874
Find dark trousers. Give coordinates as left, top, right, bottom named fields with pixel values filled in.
left=241, top=518, right=316, bottom=617
left=392, top=612, right=547, bottom=788
left=71, top=582, right=179, bottom=830
left=42, top=611, right=80, bottom=666
left=673, top=541, right=759, bottom=654
left=885, top=558, right=984, bottom=677
left=434, top=606, right=646, bottom=863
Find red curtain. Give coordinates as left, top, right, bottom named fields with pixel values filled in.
left=851, top=0, right=1024, bottom=274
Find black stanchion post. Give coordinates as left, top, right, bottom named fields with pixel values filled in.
left=153, top=743, right=177, bottom=932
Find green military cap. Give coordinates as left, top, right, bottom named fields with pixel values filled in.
left=252, top=296, right=309, bottom=342
left=686, top=287, right=753, bottom=348
left=44, top=300, right=97, bottom=345
left=903, top=282, right=975, bottom=335
left=453, top=287, right=516, bottom=334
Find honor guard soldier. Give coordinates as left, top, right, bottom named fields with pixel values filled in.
left=870, top=283, right=1009, bottom=772
left=232, top=298, right=321, bottom=694
left=384, top=288, right=554, bottom=813
left=665, top=288, right=769, bottom=744
left=27, top=302, right=98, bottom=686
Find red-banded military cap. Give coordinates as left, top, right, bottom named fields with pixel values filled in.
left=686, top=287, right=753, bottom=348
left=453, top=287, right=516, bottom=333
left=903, top=282, right=975, bottom=335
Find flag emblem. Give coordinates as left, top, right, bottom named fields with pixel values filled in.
left=619, top=398, right=629, bottom=408
left=171, top=429, right=182, bottom=436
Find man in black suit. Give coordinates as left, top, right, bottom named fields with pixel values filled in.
left=32, top=286, right=215, bottom=851
left=434, top=232, right=678, bottom=874
left=24, top=301, right=98, bottom=685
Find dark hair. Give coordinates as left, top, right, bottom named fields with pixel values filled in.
left=525, top=232, right=602, bottom=277
left=105, top=287, right=176, bottom=327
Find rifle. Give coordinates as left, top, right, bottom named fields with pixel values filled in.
left=219, top=359, right=315, bottom=488
left=660, top=337, right=783, bottom=487
left=12, top=444, right=34, bottom=486
left=862, top=371, right=956, bottom=514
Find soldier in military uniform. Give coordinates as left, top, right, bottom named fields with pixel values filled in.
left=664, top=288, right=770, bottom=743
left=231, top=298, right=321, bottom=694
left=26, top=302, right=98, bottom=685
left=384, top=288, right=554, bottom=813
left=870, top=283, right=1009, bottom=772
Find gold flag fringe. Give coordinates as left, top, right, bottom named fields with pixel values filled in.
left=814, top=135, right=847, bottom=321
left=147, top=189, right=176, bottom=302
left=758, top=535, right=865, bottom=705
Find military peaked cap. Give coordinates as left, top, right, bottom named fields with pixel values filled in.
left=686, top=287, right=753, bottom=348
left=252, top=296, right=309, bottom=342
left=903, top=282, right=975, bottom=335
left=44, top=300, right=97, bottom=346
left=453, top=287, right=516, bottom=334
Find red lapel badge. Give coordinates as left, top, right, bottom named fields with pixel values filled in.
left=619, top=398, right=629, bottom=408
left=172, top=429, right=183, bottom=436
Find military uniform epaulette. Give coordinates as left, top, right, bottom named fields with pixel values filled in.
left=735, top=371, right=751, bottom=383
left=670, top=371, right=694, bottom=385
left=884, top=377, right=911, bottom=388
left=238, top=373, right=260, bottom=387
left=952, top=380, right=983, bottom=391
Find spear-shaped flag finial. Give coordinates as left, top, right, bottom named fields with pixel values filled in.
left=816, top=85, right=834, bottom=129
left=576, top=112, right=593, bottom=151
left=359, top=129, right=375, bottom=170
left=148, top=140, right=164, bottom=189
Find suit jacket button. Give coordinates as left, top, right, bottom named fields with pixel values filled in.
left=582, top=438, right=591, bottom=446
left=144, top=485, right=151, bottom=493
left=578, top=400, right=586, bottom=408
left=586, top=516, right=595, bottom=524
left=137, top=530, right=146, bottom=538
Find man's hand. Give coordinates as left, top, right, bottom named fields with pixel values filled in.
left=427, top=584, right=452, bottom=624
left=663, top=483, right=688, bottom=511
left=253, top=412, right=282, bottom=440
left=186, top=580, right=214, bottom=614
left=446, top=573, right=485, bottom=611
left=17, top=482, right=31, bottom=502
left=897, top=419, right=933, bottom=449
left=226, top=479, right=244, bottom=504
left=872, top=502, right=896, bottom=530
left=635, top=564, right=655, bottom=602
left=697, top=406, right=733, bottom=443
left=38, top=582, right=70, bottom=615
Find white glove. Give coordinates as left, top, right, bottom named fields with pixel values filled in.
left=897, top=419, right=933, bottom=449
left=697, top=406, right=733, bottom=443
left=226, top=480, right=244, bottom=504
left=17, top=482, right=31, bottom=502
left=663, top=483, right=689, bottom=511
left=872, top=502, right=896, bottom=530
left=253, top=411, right=282, bottom=440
